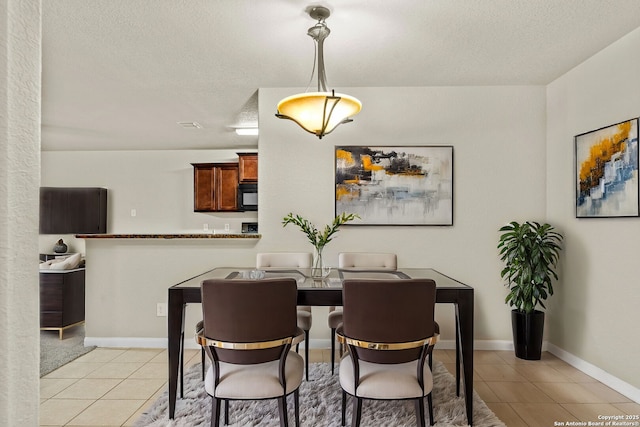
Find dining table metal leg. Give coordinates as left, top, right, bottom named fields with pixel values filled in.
left=168, top=290, right=184, bottom=419
left=456, top=293, right=474, bottom=425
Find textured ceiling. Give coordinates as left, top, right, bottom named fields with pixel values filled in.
left=41, top=0, right=640, bottom=151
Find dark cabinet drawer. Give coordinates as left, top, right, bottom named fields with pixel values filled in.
left=40, top=311, right=63, bottom=327
left=39, top=269, right=85, bottom=329
left=40, top=274, right=63, bottom=311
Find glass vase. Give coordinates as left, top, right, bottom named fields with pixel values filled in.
left=311, top=246, right=329, bottom=278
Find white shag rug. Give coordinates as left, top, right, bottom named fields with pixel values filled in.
left=134, top=361, right=504, bottom=427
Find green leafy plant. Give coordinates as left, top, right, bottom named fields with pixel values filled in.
left=282, top=212, right=360, bottom=252
left=498, top=221, right=564, bottom=314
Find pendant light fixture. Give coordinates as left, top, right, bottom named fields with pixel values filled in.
left=275, top=6, right=361, bottom=139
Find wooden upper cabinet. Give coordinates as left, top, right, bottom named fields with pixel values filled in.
left=238, top=153, right=258, bottom=183
left=192, top=163, right=239, bottom=212
left=193, top=165, right=215, bottom=211
left=215, top=164, right=239, bottom=211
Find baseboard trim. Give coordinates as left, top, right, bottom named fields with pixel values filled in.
left=85, top=337, right=168, bottom=348
left=546, top=343, right=640, bottom=404
left=439, top=339, right=516, bottom=351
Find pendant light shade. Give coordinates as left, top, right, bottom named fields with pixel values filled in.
left=276, top=91, right=361, bottom=138
left=276, top=6, right=361, bottom=139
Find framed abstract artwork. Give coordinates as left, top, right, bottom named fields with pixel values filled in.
left=335, top=146, right=453, bottom=225
left=575, top=118, right=639, bottom=218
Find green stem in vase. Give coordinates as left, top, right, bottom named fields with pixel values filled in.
left=282, top=212, right=360, bottom=258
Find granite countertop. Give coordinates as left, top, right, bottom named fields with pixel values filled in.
left=75, top=233, right=261, bottom=239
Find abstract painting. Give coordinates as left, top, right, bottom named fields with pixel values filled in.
left=335, top=146, right=453, bottom=225
left=575, top=118, right=639, bottom=218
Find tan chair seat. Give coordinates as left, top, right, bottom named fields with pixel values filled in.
left=339, top=356, right=433, bottom=399
left=205, top=352, right=304, bottom=399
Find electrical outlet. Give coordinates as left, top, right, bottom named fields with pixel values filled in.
left=224, top=224, right=230, bottom=232
left=203, top=223, right=209, bottom=231
left=156, top=303, right=167, bottom=317
left=131, top=209, right=137, bottom=217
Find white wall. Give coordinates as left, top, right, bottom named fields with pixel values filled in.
left=546, top=27, right=640, bottom=390
left=41, top=85, right=548, bottom=348
left=1, top=1, right=41, bottom=425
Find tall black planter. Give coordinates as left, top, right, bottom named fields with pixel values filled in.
left=511, top=309, right=545, bottom=360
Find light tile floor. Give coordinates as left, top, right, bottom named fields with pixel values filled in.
left=40, top=348, right=640, bottom=426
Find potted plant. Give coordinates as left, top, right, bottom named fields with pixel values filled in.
left=498, top=221, right=564, bottom=360
left=283, top=212, right=359, bottom=277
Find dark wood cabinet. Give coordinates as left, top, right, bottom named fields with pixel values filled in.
left=40, top=269, right=85, bottom=339
left=192, top=163, right=239, bottom=211
left=238, top=153, right=258, bottom=183
left=40, top=187, right=107, bottom=234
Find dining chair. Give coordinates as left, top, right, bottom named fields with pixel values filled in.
left=257, top=252, right=313, bottom=381
left=328, top=252, right=397, bottom=374
left=181, top=252, right=313, bottom=397
left=196, top=278, right=304, bottom=427
left=337, top=279, right=438, bottom=427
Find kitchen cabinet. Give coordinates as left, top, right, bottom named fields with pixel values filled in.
left=40, top=187, right=108, bottom=234
left=40, top=269, right=85, bottom=339
left=192, top=163, right=239, bottom=211
left=238, top=153, right=258, bottom=183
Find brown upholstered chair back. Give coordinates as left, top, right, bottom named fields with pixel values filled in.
left=342, top=278, right=436, bottom=364
left=201, top=278, right=298, bottom=364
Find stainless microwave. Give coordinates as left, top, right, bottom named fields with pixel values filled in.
left=238, top=183, right=258, bottom=211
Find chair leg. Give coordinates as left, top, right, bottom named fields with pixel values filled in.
left=351, top=396, right=363, bottom=427
left=180, top=305, right=186, bottom=398
left=341, top=390, right=347, bottom=426
left=211, top=397, right=221, bottom=427
left=201, top=347, right=205, bottom=380
left=294, top=389, right=300, bottom=427
left=331, top=328, right=336, bottom=374
left=224, top=400, right=229, bottom=425
left=455, top=315, right=461, bottom=396
left=304, top=329, right=310, bottom=381
left=277, top=396, right=289, bottom=427
left=179, top=331, right=184, bottom=398
left=427, top=393, right=434, bottom=426
left=415, top=397, right=426, bottom=427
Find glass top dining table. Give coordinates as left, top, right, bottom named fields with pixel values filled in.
left=167, top=267, right=475, bottom=425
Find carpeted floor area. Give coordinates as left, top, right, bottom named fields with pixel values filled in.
left=40, top=325, right=95, bottom=377
left=134, top=361, right=505, bottom=427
